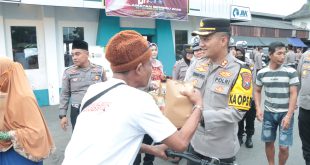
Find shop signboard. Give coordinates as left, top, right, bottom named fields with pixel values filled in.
left=105, top=0, right=188, bottom=21
left=230, top=5, right=251, bottom=21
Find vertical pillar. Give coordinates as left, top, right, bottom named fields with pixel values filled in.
left=42, top=6, right=60, bottom=105
left=0, top=4, right=7, bottom=57
left=155, top=19, right=175, bottom=76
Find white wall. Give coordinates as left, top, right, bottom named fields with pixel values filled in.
left=189, top=0, right=232, bottom=19
left=170, top=16, right=202, bottom=47
left=0, top=4, right=6, bottom=57
left=21, top=0, right=104, bottom=9
left=3, top=3, right=42, bottom=20
left=55, top=7, right=99, bottom=86
left=0, top=3, right=100, bottom=104
left=120, top=17, right=155, bottom=28
left=2, top=3, right=47, bottom=90
left=42, top=6, right=60, bottom=105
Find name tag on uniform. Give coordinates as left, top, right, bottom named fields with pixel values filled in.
left=190, top=72, right=206, bottom=88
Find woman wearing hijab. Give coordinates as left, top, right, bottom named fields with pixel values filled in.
left=149, top=43, right=165, bottom=90
left=0, top=57, right=55, bottom=165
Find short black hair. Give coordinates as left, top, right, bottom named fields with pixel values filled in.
left=216, top=32, right=231, bottom=48
left=287, top=44, right=293, bottom=50
left=257, top=46, right=262, bottom=51
left=269, top=42, right=285, bottom=55
left=72, top=40, right=88, bottom=51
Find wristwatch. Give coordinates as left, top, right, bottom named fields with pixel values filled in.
left=192, top=104, right=203, bottom=111
left=59, top=115, right=66, bottom=120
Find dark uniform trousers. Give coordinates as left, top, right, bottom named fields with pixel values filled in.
left=70, top=104, right=80, bottom=131
left=299, top=107, right=310, bottom=165
left=133, top=134, right=154, bottom=165
left=238, top=100, right=256, bottom=137
left=187, top=145, right=235, bottom=165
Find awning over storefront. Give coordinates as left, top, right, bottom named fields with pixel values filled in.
left=259, top=37, right=290, bottom=46
left=231, top=36, right=308, bottom=47
left=287, top=37, right=307, bottom=47
left=231, top=36, right=264, bottom=46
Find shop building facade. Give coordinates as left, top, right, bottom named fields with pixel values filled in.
left=0, top=0, right=242, bottom=106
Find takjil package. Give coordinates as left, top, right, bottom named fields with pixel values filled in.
left=164, top=79, right=193, bottom=128
left=148, top=81, right=166, bottom=112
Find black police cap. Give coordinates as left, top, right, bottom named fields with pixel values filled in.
left=192, top=18, right=231, bottom=36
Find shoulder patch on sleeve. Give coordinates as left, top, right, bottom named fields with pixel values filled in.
left=228, top=67, right=253, bottom=111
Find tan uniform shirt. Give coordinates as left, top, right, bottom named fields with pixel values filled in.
left=59, top=63, right=107, bottom=116
left=254, top=51, right=262, bottom=70
left=185, top=54, right=252, bottom=159
left=184, top=57, right=209, bottom=92
left=285, top=50, right=296, bottom=65
left=297, top=52, right=310, bottom=110
left=172, top=59, right=189, bottom=81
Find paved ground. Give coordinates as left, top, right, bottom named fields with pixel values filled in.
left=42, top=105, right=304, bottom=165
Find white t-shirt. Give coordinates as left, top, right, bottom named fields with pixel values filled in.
left=62, top=78, right=177, bottom=165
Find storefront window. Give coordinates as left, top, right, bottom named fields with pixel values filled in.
left=11, top=26, right=39, bottom=70
left=175, top=30, right=188, bottom=60
left=63, top=27, right=84, bottom=67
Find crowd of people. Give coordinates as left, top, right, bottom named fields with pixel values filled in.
left=1, top=17, right=310, bottom=165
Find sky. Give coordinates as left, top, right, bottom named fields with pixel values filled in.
left=233, top=0, right=307, bottom=16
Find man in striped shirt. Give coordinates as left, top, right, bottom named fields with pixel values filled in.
left=254, top=42, right=299, bottom=165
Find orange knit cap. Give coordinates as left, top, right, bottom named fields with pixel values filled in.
left=105, top=30, right=152, bottom=72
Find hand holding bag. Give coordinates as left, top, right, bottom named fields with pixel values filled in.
left=164, top=79, right=194, bottom=128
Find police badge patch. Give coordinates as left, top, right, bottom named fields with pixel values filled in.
left=241, top=72, right=251, bottom=90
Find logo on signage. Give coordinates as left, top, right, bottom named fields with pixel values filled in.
left=232, top=8, right=248, bottom=18
left=231, top=5, right=251, bottom=21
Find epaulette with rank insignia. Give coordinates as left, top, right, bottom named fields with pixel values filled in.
left=64, top=65, right=77, bottom=72
left=234, top=59, right=251, bottom=70
left=175, top=59, right=184, bottom=66
left=90, top=63, right=102, bottom=68
left=235, top=59, right=246, bottom=66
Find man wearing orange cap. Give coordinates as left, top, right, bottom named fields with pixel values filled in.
left=186, top=18, right=253, bottom=165
left=62, top=30, right=204, bottom=165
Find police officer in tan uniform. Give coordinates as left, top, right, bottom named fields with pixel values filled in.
left=285, top=44, right=297, bottom=68
left=172, top=45, right=193, bottom=81
left=59, top=40, right=107, bottom=131
left=186, top=18, right=253, bottom=165
left=235, top=46, right=256, bottom=148
left=297, top=51, right=310, bottom=165
left=184, top=36, right=208, bottom=83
